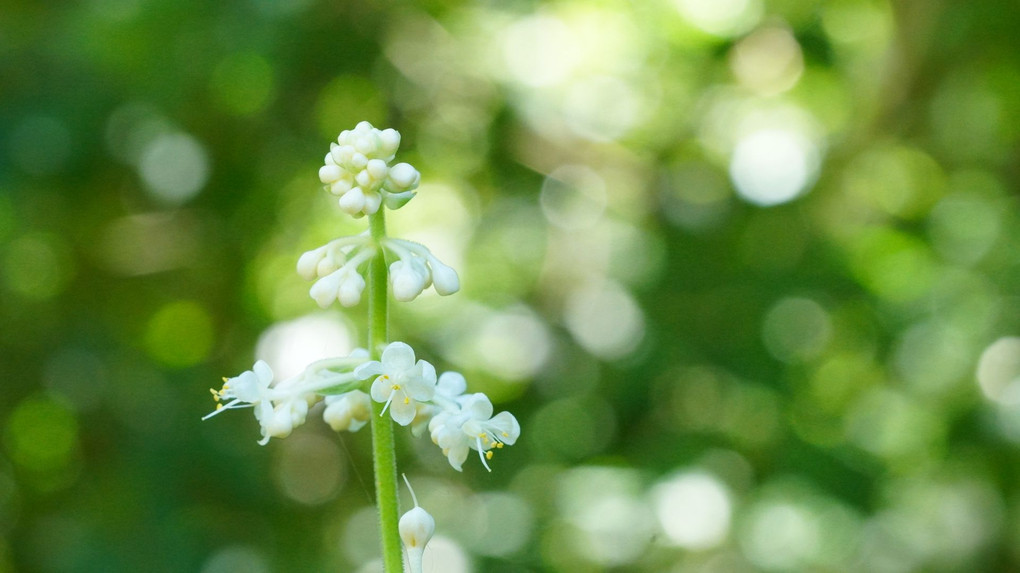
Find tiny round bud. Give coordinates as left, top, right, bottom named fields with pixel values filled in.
left=388, top=163, right=420, bottom=190
left=319, top=164, right=342, bottom=184
left=399, top=507, right=435, bottom=550
left=339, top=187, right=367, bottom=214
left=351, top=152, right=368, bottom=169
left=366, top=158, right=388, bottom=180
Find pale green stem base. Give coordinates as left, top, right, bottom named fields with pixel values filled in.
left=368, top=209, right=404, bottom=573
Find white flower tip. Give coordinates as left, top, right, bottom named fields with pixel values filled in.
left=338, top=187, right=367, bottom=214
left=388, top=162, right=420, bottom=190
left=430, top=262, right=460, bottom=296
left=399, top=506, right=435, bottom=550
left=318, top=164, right=341, bottom=184
left=309, top=274, right=341, bottom=308
left=379, top=128, right=400, bottom=155
left=366, top=158, right=388, bottom=179
left=297, top=250, right=323, bottom=280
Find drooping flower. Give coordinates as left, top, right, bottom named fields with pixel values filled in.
left=204, top=360, right=275, bottom=424
left=428, top=392, right=521, bottom=472
left=318, top=122, right=421, bottom=217
left=356, top=342, right=437, bottom=426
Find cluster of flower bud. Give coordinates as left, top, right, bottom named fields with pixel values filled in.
left=296, top=235, right=460, bottom=307
left=318, top=121, right=421, bottom=217
left=383, top=238, right=460, bottom=302
left=297, top=235, right=375, bottom=308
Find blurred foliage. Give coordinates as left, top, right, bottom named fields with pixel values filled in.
left=2, top=0, right=1020, bottom=571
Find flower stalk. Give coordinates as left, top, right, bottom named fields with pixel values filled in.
left=368, top=208, right=404, bottom=572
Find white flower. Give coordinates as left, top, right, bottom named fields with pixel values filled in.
left=204, top=351, right=368, bottom=445
left=318, top=122, right=421, bottom=217
left=382, top=238, right=460, bottom=302
left=356, top=342, right=437, bottom=426
left=428, top=392, right=520, bottom=472
left=323, top=390, right=372, bottom=432
left=204, top=360, right=275, bottom=424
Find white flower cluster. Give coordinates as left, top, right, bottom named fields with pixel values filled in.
left=356, top=342, right=521, bottom=472
left=204, top=352, right=369, bottom=445
left=318, top=121, right=421, bottom=217
left=297, top=236, right=460, bottom=306
left=205, top=342, right=520, bottom=471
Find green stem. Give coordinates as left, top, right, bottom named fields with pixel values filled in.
left=368, top=209, right=403, bottom=573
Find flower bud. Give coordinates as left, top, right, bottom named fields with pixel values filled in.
left=388, top=162, right=420, bottom=191
left=309, top=272, right=343, bottom=308
left=399, top=506, right=435, bottom=550
left=430, top=260, right=460, bottom=296
left=297, top=249, right=324, bottom=280
left=338, top=187, right=367, bottom=215
left=391, top=260, right=426, bottom=302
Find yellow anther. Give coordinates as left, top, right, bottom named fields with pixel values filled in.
left=216, top=404, right=223, bottom=411
left=222, top=377, right=229, bottom=382
left=403, top=397, right=410, bottom=404
left=392, top=384, right=401, bottom=390
left=502, top=432, right=509, bottom=437
left=485, top=451, right=494, bottom=460
left=495, top=442, right=504, bottom=449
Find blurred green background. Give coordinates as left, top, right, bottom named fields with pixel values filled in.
left=3, top=0, right=1020, bottom=571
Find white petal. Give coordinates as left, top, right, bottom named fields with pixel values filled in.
left=381, top=342, right=416, bottom=370
left=437, top=372, right=466, bottom=398
left=355, top=361, right=384, bottom=379
left=488, top=412, right=520, bottom=445
left=462, top=393, right=494, bottom=421
left=252, top=360, right=273, bottom=385
left=389, top=398, right=416, bottom=426
left=297, top=249, right=323, bottom=280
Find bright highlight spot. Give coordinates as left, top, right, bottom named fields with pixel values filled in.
left=200, top=545, right=270, bottom=573
left=730, top=26, right=804, bottom=95
left=675, top=0, right=763, bottom=38
left=138, top=132, right=210, bottom=204
left=652, top=472, right=732, bottom=549
left=977, top=337, right=1020, bottom=405
left=730, top=129, right=819, bottom=207
left=469, top=309, right=552, bottom=382
left=502, top=15, right=580, bottom=87
left=740, top=502, right=819, bottom=570
left=564, top=279, right=644, bottom=360
left=255, top=313, right=353, bottom=380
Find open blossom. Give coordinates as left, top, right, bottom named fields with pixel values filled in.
left=428, top=392, right=521, bottom=472
left=204, top=351, right=368, bottom=445
left=356, top=342, right=438, bottom=426
left=318, top=121, right=421, bottom=217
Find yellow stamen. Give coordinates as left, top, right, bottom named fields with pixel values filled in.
left=495, top=442, right=504, bottom=449
left=216, top=404, right=223, bottom=411
left=403, top=397, right=410, bottom=404
left=485, top=451, right=494, bottom=460
left=502, top=432, right=509, bottom=437
left=222, top=377, right=229, bottom=382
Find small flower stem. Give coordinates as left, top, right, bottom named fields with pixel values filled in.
left=368, top=209, right=404, bottom=573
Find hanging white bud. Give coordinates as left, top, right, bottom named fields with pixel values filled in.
left=429, top=259, right=460, bottom=296
left=399, top=474, right=435, bottom=573
left=390, top=259, right=428, bottom=302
